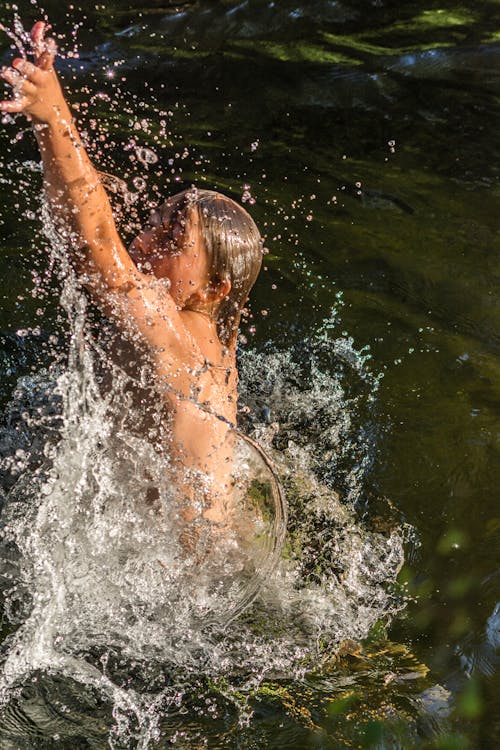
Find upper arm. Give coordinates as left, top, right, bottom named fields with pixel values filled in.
left=114, top=274, right=188, bottom=361
left=69, top=191, right=195, bottom=367
left=91, top=248, right=191, bottom=367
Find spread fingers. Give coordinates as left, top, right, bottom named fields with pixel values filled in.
left=1, top=67, right=36, bottom=95
left=12, top=58, right=42, bottom=83
left=30, top=22, right=57, bottom=70
left=31, top=21, right=48, bottom=46
left=37, top=39, right=57, bottom=72
left=30, top=21, right=48, bottom=59
left=0, top=97, right=29, bottom=113
left=1, top=66, right=21, bottom=86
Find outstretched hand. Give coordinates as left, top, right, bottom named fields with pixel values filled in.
left=0, top=21, right=64, bottom=124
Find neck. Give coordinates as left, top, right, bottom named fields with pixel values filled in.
left=184, top=307, right=216, bottom=324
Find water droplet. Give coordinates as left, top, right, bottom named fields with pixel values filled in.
left=136, top=147, right=158, bottom=166
left=132, top=177, right=147, bottom=191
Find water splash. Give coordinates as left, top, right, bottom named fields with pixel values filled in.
left=0, top=173, right=408, bottom=750
left=0, top=10, right=409, bottom=747
left=0, top=287, right=408, bottom=747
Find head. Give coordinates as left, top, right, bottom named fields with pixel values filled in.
left=129, top=188, right=263, bottom=346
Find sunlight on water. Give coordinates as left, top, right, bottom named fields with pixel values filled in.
left=0, top=8, right=411, bottom=747
left=0, top=257, right=407, bottom=745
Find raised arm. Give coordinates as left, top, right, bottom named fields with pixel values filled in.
left=0, top=22, right=138, bottom=290
left=0, top=22, right=194, bottom=366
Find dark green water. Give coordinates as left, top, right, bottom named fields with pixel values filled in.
left=0, top=1, right=498, bottom=748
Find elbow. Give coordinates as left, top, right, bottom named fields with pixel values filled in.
left=71, top=240, right=130, bottom=291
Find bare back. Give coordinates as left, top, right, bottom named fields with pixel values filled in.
left=165, top=309, right=238, bottom=522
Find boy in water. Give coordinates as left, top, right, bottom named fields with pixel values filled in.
left=0, top=22, right=263, bottom=529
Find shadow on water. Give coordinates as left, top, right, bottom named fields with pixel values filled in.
left=0, top=0, right=499, bottom=748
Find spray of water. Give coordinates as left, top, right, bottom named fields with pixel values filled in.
left=0, top=256, right=408, bottom=746
left=0, top=9, right=409, bottom=747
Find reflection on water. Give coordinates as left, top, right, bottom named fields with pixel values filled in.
left=0, top=0, right=498, bottom=747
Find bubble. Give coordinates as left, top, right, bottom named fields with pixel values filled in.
left=135, top=147, right=158, bottom=166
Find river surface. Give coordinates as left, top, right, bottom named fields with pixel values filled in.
left=0, top=1, right=498, bottom=748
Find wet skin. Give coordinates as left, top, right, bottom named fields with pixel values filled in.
left=0, top=22, right=239, bottom=528
left=127, top=208, right=239, bottom=525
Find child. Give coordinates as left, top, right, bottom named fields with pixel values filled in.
left=0, top=22, right=264, bottom=529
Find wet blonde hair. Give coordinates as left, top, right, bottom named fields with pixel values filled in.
left=159, top=188, right=263, bottom=346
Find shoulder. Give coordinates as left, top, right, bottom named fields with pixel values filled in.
left=102, top=271, right=197, bottom=364
left=179, top=311, right=236, bottom=368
